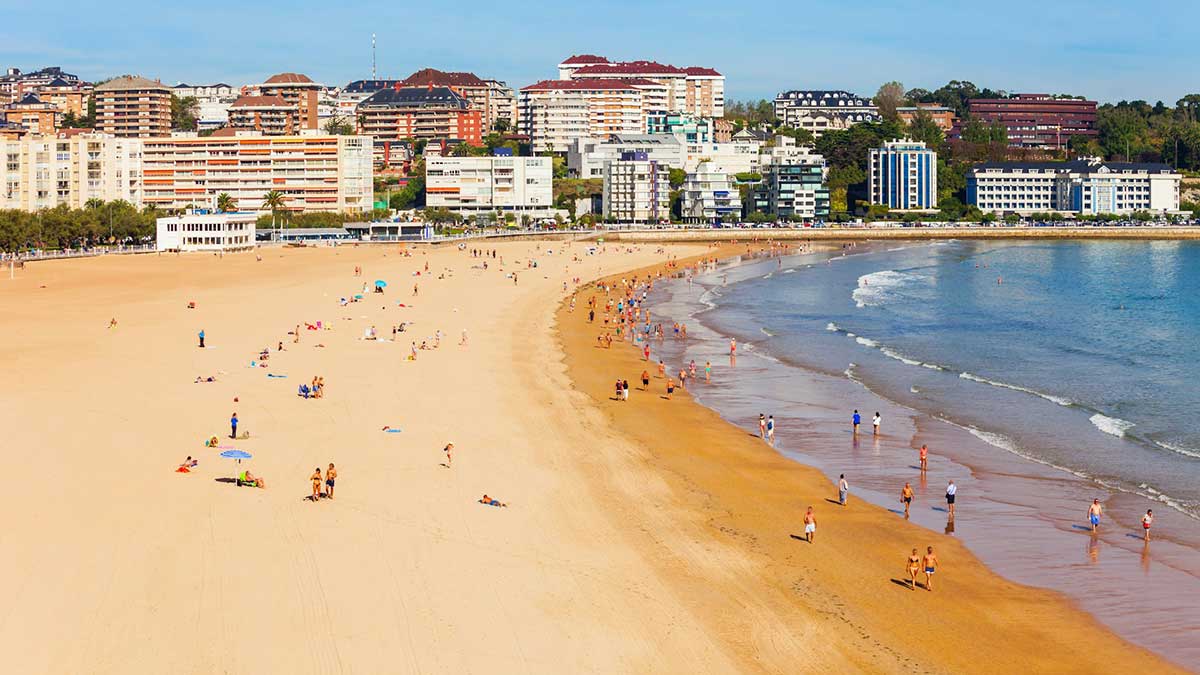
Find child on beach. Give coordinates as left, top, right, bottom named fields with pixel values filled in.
left=803, top=507, right=816, bottom=543
left=443, top=442, right=454, bottom=468
left=705, top=361, right=712, bottom=383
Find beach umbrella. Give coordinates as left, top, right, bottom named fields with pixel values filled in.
left=374, top=279, right=387, bottom=288
left=219, top=449, right=252, bottom=480
left=354, top=294, right=364, bottom=300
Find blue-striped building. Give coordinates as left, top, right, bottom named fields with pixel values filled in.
left=869, top=139, right=937, bottom=210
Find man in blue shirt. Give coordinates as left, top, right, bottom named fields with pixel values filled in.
left=199, top=329, right=206, bottom=348
left=852, top=410, right=861, bottom=434
left=230, top=412, right=238, bottom=439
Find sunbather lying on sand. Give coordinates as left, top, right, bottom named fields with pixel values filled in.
left=478, top=494, right=507, bottom=507
left=240, top=471, right=265, bottom=488
left=194, top=376, right=217, bottom=383
left=176, top=456, right=199, bottom=472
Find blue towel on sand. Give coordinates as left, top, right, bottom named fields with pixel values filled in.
left=267, top=373, right=288, bottom=378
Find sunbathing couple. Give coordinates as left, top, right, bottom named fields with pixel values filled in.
left=298, top=376, right=325, bottom=398
left=310, top=464, right=337, bottom=501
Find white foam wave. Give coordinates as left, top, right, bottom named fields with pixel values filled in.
left=921, top=363, right=944, bottom=371
left=760, top=327, right=776, bottom=337
left=958, top=372, right=1073, bottom=406
left=1089, top=413, right=1135, bottom=438
left=852, top=270, right=920, bottom=308
left=910, top=385, right=920, bottom=394
left=880, top=347, right=921, bottom=366
left=782, top=269, right=796, bottom=274
left=825, top=322, right=839, bottom=332
left=1153, top=440, right=1200, bottom=459
left=855, top=336, right=879, bottom=348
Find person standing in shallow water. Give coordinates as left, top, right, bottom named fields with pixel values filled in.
left=852, top=410, right=861, bottom=434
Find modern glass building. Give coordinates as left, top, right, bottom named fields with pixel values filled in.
left=868, top=139, right=937, bottom=210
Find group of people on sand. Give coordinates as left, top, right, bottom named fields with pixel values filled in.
left=299, top=376, right=325, bottom=399
left=310, top=463, right=337, bottom=501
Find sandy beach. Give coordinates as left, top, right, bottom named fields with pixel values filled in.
left=0, top=239, right=1181, bottom=673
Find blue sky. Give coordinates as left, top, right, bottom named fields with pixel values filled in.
left=1, top=0, right=1196, bottom=104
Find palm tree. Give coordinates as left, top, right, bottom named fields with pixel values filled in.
left=84, top=198, right=105, bottom=210
left=263, top=190, right=286, bottom=241
left=216, top=193, right=236, bottom=214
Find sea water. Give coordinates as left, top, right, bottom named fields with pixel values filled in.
left=647, top=240, right=1200, bottom=667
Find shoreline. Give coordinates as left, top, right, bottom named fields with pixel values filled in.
left=554, top=244, right=1183, bottom=672
left=591, top=226, right=1200, bottom=242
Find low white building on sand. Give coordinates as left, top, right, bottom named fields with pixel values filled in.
left=157, top=212, right=257, bottom=252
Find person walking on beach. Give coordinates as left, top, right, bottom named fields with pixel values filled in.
left=310, top=467, right=323, bottom=501
left=1088, top=498, right=1103, bottom=532
left=622, top=380, right=630, bottom=401
left=1142, top=509, right=1154, bottom=541
left=759, top=414, right=767, bottom=438
left=945, top=480, right=957, bottom=517
left=230, top=412, right=238, bottom=439
left=906, top=548, right=922, bottom=590
left=766, top=415, right=775, bottom=444
left=803, top=507, right=816, bottom=543
left=852, top=410, right=861, bottom=434
left=325, top=463, right=337, bottom=499
left=198, top=329, right=206, bottom=348
left=901, top=482, right=914, bottom=518
left=838, top=474, right=849, bottom=505
left=919, top=444, right=928, bottom=472
left=873, top=412, right=881, bottom=436
left=705, top=361, right=712, bottom=383
left=443, top=442, right=454, bottom=468
left=922, top=546, right=938, bottom=591
left=641, top=370, right=650, bottom=390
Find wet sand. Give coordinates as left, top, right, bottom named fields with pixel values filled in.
left=556, top=245, right=1185, bottom=672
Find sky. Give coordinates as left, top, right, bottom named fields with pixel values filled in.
left=1, top=0, right=1196, bottom=104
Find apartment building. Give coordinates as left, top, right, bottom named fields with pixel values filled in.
left=156, top=212, right=257, bottom=252
left=773, top=90, right=879, bottom=138
left=0, top=131, right=143, bottom=210
left=897, top=104, right=956, bottom=132
left=399, top=69, right=517, bottom=131
left=94, top=76, right=171, bottom=138
left=681, top=161, right=741, bottom=223
left=647, top=112, right=714, bottom=143
left=258, top=73, right=322, bottom=131
left=557, top=56, right=725, bottom=118
left=3, top=94, right=58, bottom=135
left=966, top=159, right=1180, bottom=215
left=1, top=67, right=86, bottom=104
left=141, top=132, right=372, bottom=213
left=172, top=83, right=237, bottom=131
left=568, top=134, right=683, bottom=178
left=228, top=95, right=299, bottom=135
left=750, top=148, right=830, bottom=219
left=357, top=86, right=482, bottom=146
left=602, top=151, right=670, bottom=223
left=966, top=94, right=1097, bottom=151
left=425, top=152, right=553, bottom=215
left=869, top=139, right=938, bottom=210
left=519, top=79, right=643, bottom=153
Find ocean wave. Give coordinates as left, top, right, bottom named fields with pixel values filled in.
left=910, top=385, right=920, bottom=394
left=852, top=270, right=920, bottom=308
left=782, top=269, right=796, bottom=274
left=880, top=347, right=922, bottom=366
left=1089, top=413, right=1135, bottom=438
left=854, top=336, right=879, bottom=348
left=921, top=363, right=945, bottom=371
left=761, top=327, right=776, bottom=337
left=825, top=322, right=839, bottom=332
left=958, top=372, right=1073, bottom=406
left=1153, top=440, right=1200, bottom=459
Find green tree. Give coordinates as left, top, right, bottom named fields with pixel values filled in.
left=322, top=116, right=355, bottom=135
left=216, top=193, right=236, bottom=213
left=668, top=168, right=687, bottom=189
left=263, top=190, right=286, bottom=237
left=170, top=94, right=198, bottom=131
left=773, top=126, right=815, bottom=145
left=874, top=81, right=906, bottom=122
left=906, top=110, right=945, bottom=152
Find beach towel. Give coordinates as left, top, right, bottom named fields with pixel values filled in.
left=382, top=427, right=402, bottom=433
left=267, top=373, right=288, bottom=378
left=175, top=466, right=190, bottom=473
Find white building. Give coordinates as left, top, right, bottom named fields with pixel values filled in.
left=519, top=79, right=644, bottom=153
left=967, top=159, right=1181, bottom=215
left=869, top=139, right=938, bottom=210
left=0, top=131, right=143, bottom=210
left=682, top=162, right=741, bottom=223
left=773, top=90, right=880, bottom=138
left=425, top=154, right=553, bottom=215
left=557, top=55, right=725, bottom=118
left=171, top=83, right=237, bottom=132
left=603, top=151, right=671, bottom=223
left=156, top=211, right=257, bottom=252
left=141, top=131, right=372, bottom=214
left=569, top=134, right=683, bottom=178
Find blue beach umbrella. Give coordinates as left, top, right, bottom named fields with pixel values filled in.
left=374, top=279, right=387, bottom=288
left=219, top=449, right=252, bottom=480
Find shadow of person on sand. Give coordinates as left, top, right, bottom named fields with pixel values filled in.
left=890, top=578, right=925, bottom=591
left=788, top=534, right=811, bottom=543
left=213, top=477, right=238, bottom=485
left=824, top=498, right=843, bottom=506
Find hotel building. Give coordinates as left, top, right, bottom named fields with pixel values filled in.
left=425, top=152, right=553, bottom=216
left=94, top=76, right=172, bottom=138
left=966, top=94, right=1097, bottom=151
left=0, top=131, right=143, bottom=210
left=141, top=132, right=372, bottom=213
left=603, top=151, right=670, bottom=223
left=257, top=73, right=322, bottom=131
left=967, top=159, right=1181, bottom=215
left=357, top=86, right=482, bottom=146
left=156, top=212, right=257, bottom=252
left=869, top=139, right=938, bottom=210
left=773, top=90, right=879, bottom=138
left=557, top=56, right=725, bottom=118
left=681, top=161, right=742, bottom=223
left=519, top=80, right=644, bottom=153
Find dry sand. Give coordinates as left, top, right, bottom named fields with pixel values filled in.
left=0, top=240, right=1180, bottom=674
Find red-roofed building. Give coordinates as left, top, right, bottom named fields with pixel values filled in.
left=518, top=79, right=644, bottom=153
left=257, top=72, right=321, bottom=130
left=556, top=56, right=724, bottom=118
left=398, top=68, right=516, bottom=131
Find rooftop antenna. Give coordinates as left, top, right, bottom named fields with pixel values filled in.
left=372, top=33, right=377, bottom=79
